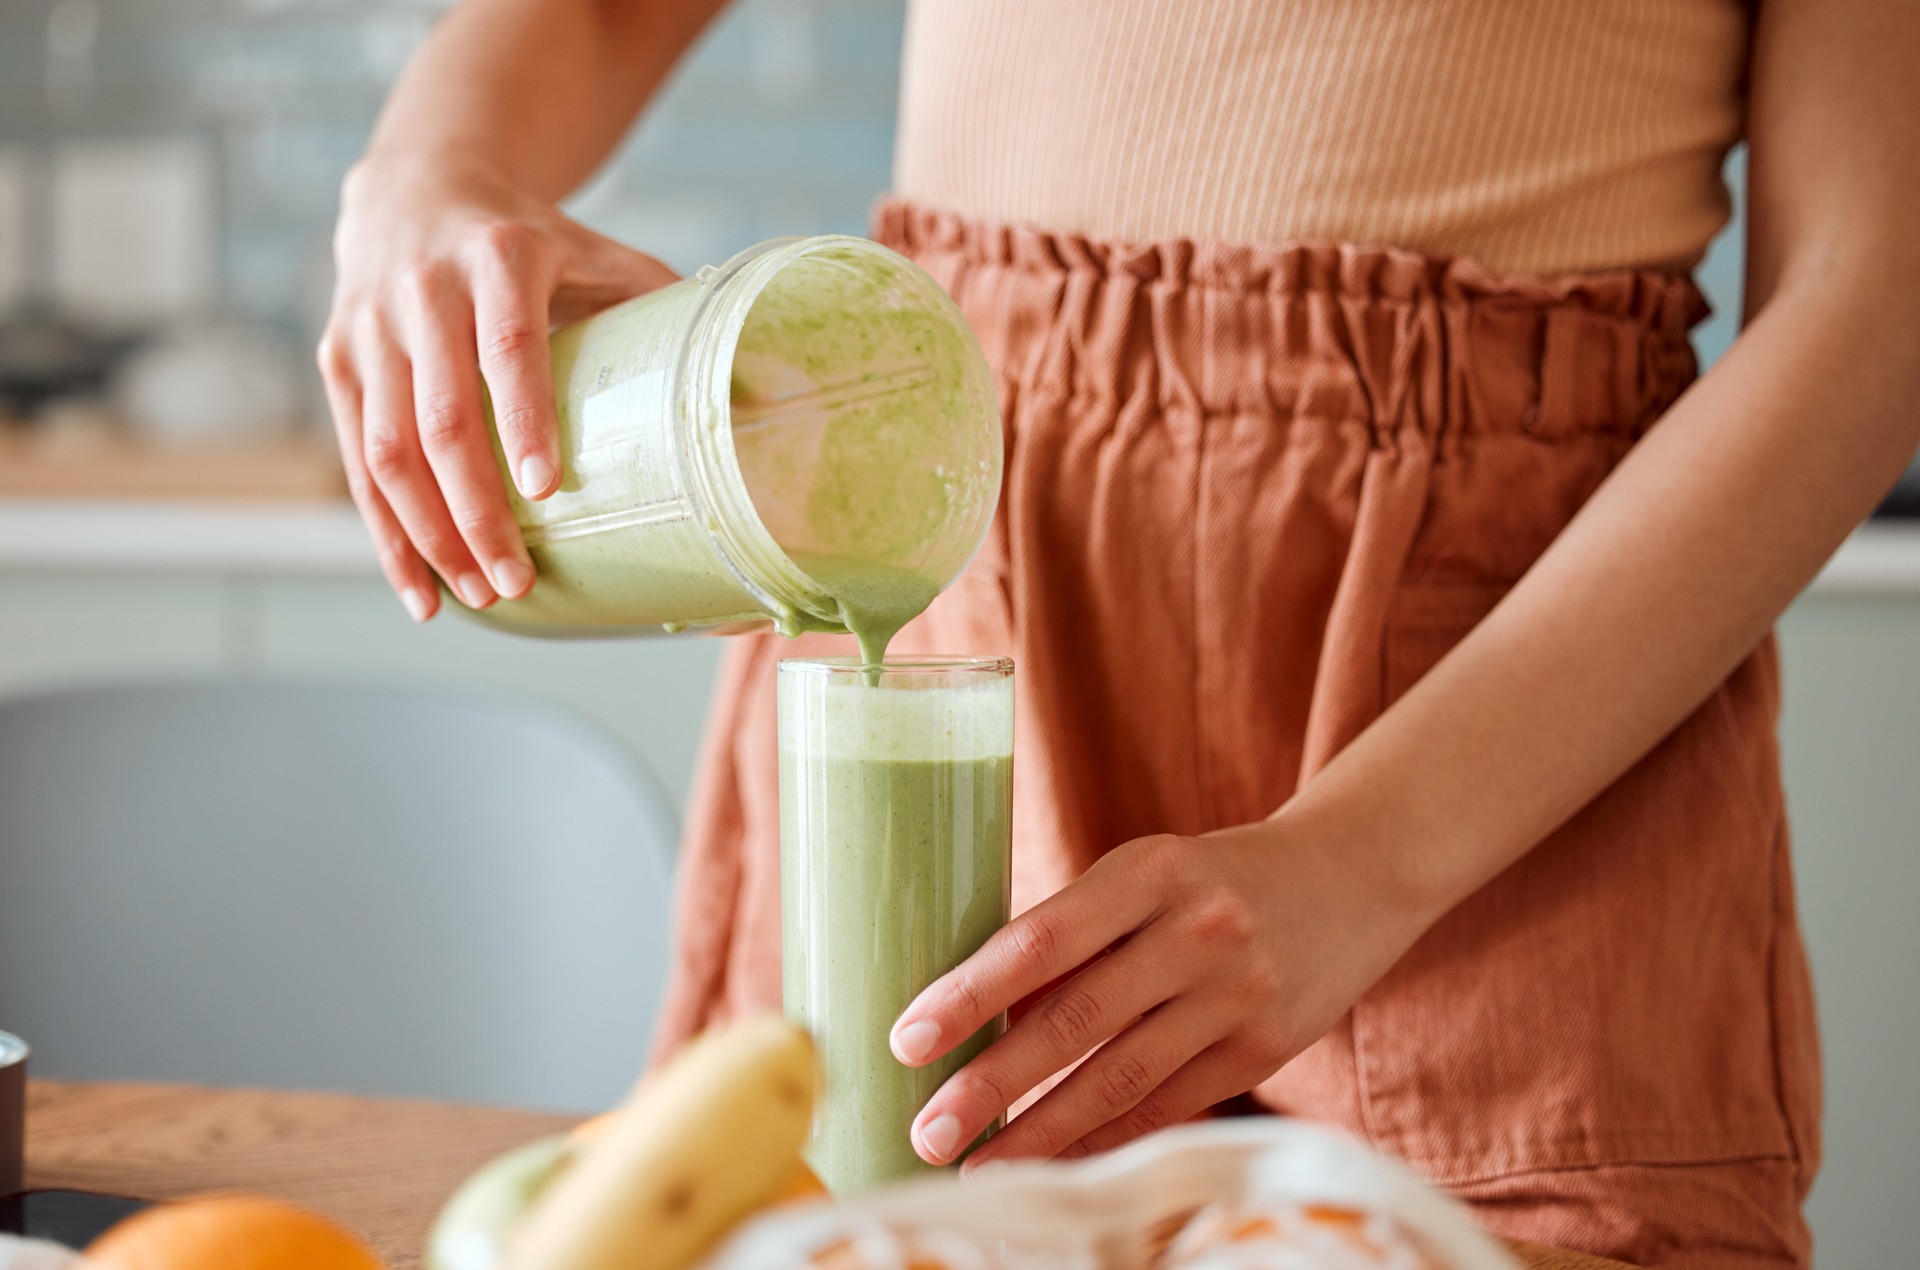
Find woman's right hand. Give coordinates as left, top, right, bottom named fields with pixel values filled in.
left=318, top=157, right=678, bottom=621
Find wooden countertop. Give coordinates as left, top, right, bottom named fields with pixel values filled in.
left=22, top=1080, right=1634, bottom=1270
left=0, top=428, right=346, bottom=502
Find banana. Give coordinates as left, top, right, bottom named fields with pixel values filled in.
left=503, top=1014, right=819, bottom=1270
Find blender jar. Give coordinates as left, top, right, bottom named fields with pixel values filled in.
left=462, top=235, right=1001, bottom=639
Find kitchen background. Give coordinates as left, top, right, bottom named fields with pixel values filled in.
left=0, top=1, right=1914, bottom=1264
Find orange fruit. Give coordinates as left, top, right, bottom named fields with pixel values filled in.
left=88, top=1193, right=385, bottom=1270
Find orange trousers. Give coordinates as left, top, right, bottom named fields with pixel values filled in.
left=655, top=200, right=1822, bottom=1268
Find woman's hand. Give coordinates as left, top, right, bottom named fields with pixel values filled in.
left=318, top=157, right=677, bottom=621
left=890, top=818, right=1438, bottom=1169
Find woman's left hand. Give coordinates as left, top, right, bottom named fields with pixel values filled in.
left=889, top=817, right=1438, bottom=1169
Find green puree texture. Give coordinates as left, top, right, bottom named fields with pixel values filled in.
left=780, top=748, right=1013, bottom=1194
left=732, top=252, right=980, bottom=581
left=727, top=243, right=993, bottom=650
left=787, top=552, right=940, bottom=666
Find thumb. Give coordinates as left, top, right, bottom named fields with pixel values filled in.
left=550, top=222, right=681, bottom=325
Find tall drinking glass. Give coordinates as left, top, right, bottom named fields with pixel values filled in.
left=778, top=656, right=1014, bottom=1195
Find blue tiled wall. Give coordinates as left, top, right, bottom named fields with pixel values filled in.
left=0, top=0, right=905, bottom=342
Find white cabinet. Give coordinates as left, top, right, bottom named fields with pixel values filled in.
left=0, top=574, right=227, bottom=687
left=0, top=560, right=725, bottom=811
left=245, top=576, right=725, bottom=810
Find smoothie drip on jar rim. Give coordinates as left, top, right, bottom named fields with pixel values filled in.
left=787, top=553, right=939, bottom=667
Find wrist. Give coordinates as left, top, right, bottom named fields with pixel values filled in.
left=343, top=146, right=509, bottom=208
left=1262, top=778, right=1481, bottom=934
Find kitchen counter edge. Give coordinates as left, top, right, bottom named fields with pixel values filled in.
left=3, top=499, right=1919, bottom=596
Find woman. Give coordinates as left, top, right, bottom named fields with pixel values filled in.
left=319, top=2, right=1920, bottom=1265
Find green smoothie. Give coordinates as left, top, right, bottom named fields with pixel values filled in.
left=788, top=552, right=940, bottom=666
left=778, top=663, right=1014, bottom=1195
left=462, top=237, right=1000, bottom=644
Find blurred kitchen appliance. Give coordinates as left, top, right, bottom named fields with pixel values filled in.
left=0, top=311, right=138, bottom=419
left=50, top=138, right=216, bottom=331
left=0, top=134, right=218, bottom=427
left=0, top=149, right=27, bottom=314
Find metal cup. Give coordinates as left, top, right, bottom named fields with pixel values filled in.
left=0, top=1030, right=26, bottom=1197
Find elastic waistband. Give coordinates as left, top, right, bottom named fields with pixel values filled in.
left=872, top=197, right=1708, bottom=444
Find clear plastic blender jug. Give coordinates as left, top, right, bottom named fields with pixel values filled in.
left=461, top=235, right=1002, bottom=639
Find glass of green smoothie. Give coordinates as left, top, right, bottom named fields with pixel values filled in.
left=778, top=655, right=1014, bottom=1195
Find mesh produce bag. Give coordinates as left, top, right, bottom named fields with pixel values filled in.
left=702, top=1120, right=1520, bottom=1270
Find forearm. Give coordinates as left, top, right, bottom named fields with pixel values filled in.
left=1278, top=265, right=1920, bottom=920
left=1255, top=0, right=1920, bottom=927
left=362, top=0, right=726, bottom=199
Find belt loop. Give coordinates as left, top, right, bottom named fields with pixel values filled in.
left=1463, top=300, right=1539, bottom=437
left=1537, top=307, right=1588, bottom=435
left=1439, top=301, right=1474, bottom=457
left=1620, top=322, right=1651, bottom=431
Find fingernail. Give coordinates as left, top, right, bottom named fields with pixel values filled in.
left=491, top=557, right=535, bottom=598
left=401, top=588, right=434, bottom=623
left=917, top=1114, right=962, bottom=1164
left=517, top=454, right=557, bottom=498
left=455, top=573, right=494, bottom=609
left=892, top=1019, right=941, bottom=1066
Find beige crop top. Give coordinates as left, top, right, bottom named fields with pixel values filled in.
left=893, top=0, right=1750, bottom=275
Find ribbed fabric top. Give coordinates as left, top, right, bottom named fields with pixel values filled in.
left=893, top=0, right=1750, bottom=275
